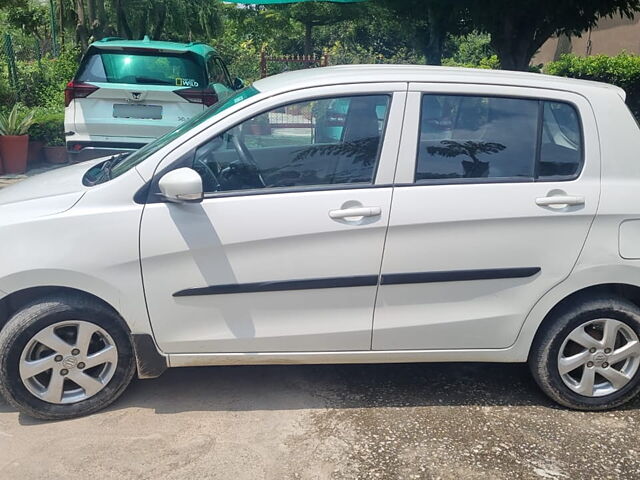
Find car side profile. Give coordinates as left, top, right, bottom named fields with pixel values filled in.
left=65, top=36, right=241, bottom=162
left=2, top=65, right=640, bottom=419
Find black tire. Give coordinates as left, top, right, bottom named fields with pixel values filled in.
left=529, top=295, right=640, bottom=411
left=0, top=295, right=136, bottom=420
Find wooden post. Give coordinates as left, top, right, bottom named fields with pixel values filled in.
left=260, top=48, right=267, bottom=78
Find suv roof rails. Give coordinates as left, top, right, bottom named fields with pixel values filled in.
left=98, top=37, right=125, bottom=42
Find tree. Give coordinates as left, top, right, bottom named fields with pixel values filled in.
left=274, top=2, right=364, bottom=55
left=376, top=0, right=471, bottom=65
left=112, top=0, right=222, bottom=41
left=467, top=0, right=640, bottom=71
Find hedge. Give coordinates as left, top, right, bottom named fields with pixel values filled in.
left=546, top=52, right=640, bottom=119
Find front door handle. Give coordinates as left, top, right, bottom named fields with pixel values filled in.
left=535, top=195, right=585, bottom=207
left=329, top=206, right=382, bottom=219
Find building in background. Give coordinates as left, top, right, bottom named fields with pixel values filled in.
left=534, top=16, right=640, bottom=65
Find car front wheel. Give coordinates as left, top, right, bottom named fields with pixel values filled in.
left=0, top=295, right=136, bottom=420
left=529, top=295, right=640, bottom=410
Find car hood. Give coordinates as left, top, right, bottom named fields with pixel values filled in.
left=0, top=160, right=101, bottom=223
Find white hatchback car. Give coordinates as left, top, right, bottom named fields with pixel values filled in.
left=2, top=65, right=640, bottom=419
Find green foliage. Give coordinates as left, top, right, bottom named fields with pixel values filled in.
left=28, top=111, right=65, bottom=146
left=546, top=52, right=640, bottom=118
left=328, top=42, right=424, bottom=66
left=11, top=46, right=80, bottom=109
left=442, top=54, right=500, bottom=69
left=444, top=32, right=494, bottom=65
left=0, top=104, right=35, bottom=136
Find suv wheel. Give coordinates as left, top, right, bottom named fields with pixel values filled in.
left=0, top=295, right=136, bottom=420
left=530, top=295, right=640, bottom=410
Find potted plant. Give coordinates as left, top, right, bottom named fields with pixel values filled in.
left=41, top=114, right=67, bottom=164
left=28, top=118, right=48, bottom=165
left=31, top=113, right=67, bottom=164
left=0, top=105, right=36, bottom=174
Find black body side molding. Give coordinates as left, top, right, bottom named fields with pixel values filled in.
left=381, top=267, right=541, bottom=285
left=172, top=268, right=540, bottom=297
left=173, top=275, right=379, bottom=297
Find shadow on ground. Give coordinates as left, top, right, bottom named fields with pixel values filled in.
left=3, top=362, right=639, bottom=424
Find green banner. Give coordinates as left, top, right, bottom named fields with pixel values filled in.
left=224, top=0, right=366, bottom=4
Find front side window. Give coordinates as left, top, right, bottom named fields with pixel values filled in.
left=192, top=95, right=390, bottom=193
left=415, top=94, right=584, bottom=183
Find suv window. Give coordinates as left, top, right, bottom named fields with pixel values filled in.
left=191, top=94, right=390, bottom=193
left=77, top=49, right=206, bottom=87
left=207, top=56, right=231, bottom=88
left=416, top=94, right=584, bottom=183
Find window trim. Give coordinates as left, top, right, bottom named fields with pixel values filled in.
left=413, top=93, right=585, bottom=186
left=191, top=93, right=394, bottom=197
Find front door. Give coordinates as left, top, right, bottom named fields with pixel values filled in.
left=141, top=88, right=406, bottom=353
left=373, top=84, right=600, bottom=350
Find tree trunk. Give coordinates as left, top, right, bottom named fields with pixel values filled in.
left=424, top=5, right=444, bottom=66
left=115, top=0, right=133, bottom=39
left=96, top=0, right=106, bottom=27
left=303, top=22, right=313, bottom=56
left=87, top=0, right=96, bottom=24
left=152, top=3, right=167, bottom=40
left=58, top=0, right=65, bottom=46
left=75, top=0, right=89, bottom=49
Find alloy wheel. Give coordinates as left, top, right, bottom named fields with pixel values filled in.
left=558, top=318, right=640, bottom=397
left=19, top=320, right=118, bottom=404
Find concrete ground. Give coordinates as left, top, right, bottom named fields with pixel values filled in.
left=1, top=362, right=639, bottom=479
left=0, top=163, right=67, bottom=189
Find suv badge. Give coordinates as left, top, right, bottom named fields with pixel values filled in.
left=128, top=91, right=145, bottom=102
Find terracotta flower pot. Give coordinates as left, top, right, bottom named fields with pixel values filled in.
left=28, top=140, right=45, bottom=165
left=43, top=146, right=68, bottom=164
left=0, top=135, right=29, bottom=174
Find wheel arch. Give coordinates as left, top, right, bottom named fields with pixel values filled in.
left=0, top=286, right=124, bottom=333
left=528, top=282, right=640, bottom=359
left=0, top=285, right=167, bottom=379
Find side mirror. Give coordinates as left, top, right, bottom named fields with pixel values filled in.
left=158, top=168, right=203, bottom=203
left=233, top=77, right=244, bottom=90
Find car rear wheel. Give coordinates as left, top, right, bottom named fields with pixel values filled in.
left=0, top=295, right=136, bottom=420
left=529, top=295, right=640, bottom=410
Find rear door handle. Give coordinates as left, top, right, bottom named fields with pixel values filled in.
left=535, top=195, right=585, bottom=207
left=329, top=206, right=382, bottom=219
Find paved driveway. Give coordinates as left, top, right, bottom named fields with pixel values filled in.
left=1, top=362, right=639, bottom=479
left=0, top=164, right=67, bottom=189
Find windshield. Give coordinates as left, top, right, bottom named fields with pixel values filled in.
left=77, top=49, right=205, bottom=87
left=103, top=85, right=260, bottom=181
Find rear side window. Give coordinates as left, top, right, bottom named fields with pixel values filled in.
left=539, top=102, right=583, bottom=180
left=416, top=94, right=583, bottom=183
left=207, top=57, right=231, bottom=88
left=76, top=50, right=206, bottom=87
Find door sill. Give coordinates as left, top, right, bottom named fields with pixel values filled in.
left=168, top=348, right=521, bottom=367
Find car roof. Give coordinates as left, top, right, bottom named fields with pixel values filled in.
left=89, top=36, right=217, bottom=57
left=253, top=64, right=626, bottom=100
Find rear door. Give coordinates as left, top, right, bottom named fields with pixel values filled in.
left=72, top=48, right=207, bottom=140
left=373, top=83, right=600, bottom=351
